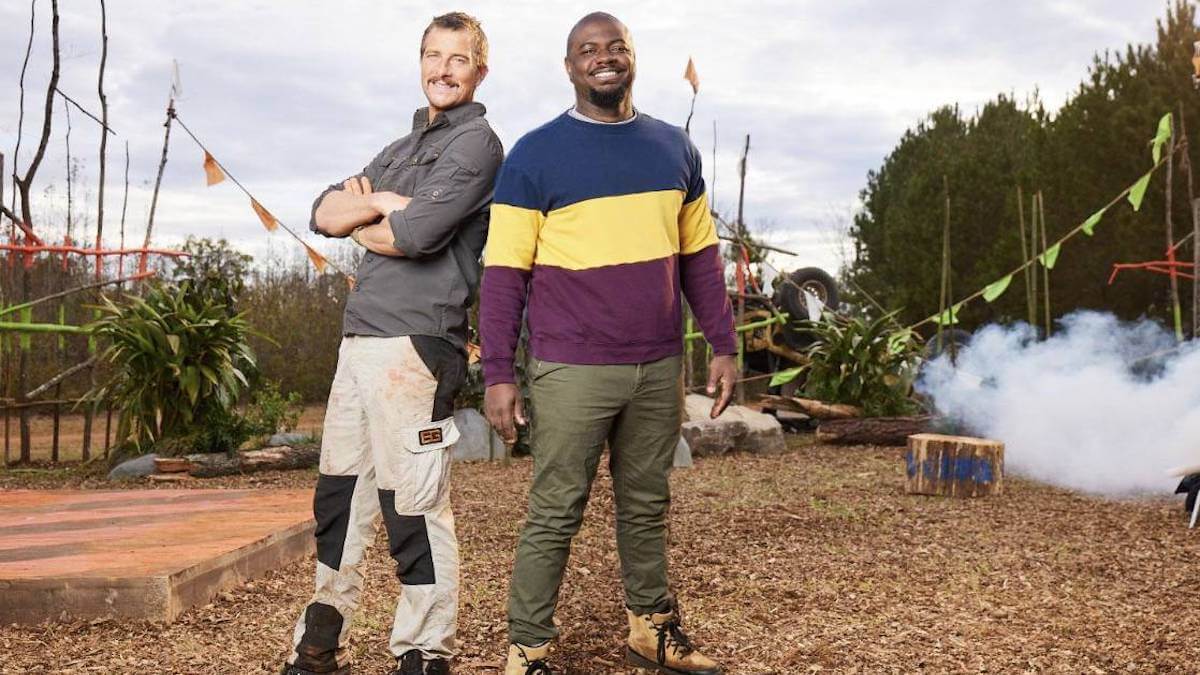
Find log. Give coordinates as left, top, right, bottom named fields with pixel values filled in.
left=816, top=416, right=932, bottom=446
left=757, top=394, right=862, bottom=420
left=905, top=433, right=1004, bottom=498
left=152, top=444, right=320, bottom=478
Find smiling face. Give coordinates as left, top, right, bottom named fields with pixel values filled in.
left=564, top=15, right=635, bottom=112
left=420, top=27, right=488, bottom=119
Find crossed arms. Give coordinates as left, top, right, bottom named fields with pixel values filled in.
left=312, top=176, right=410, bottom=257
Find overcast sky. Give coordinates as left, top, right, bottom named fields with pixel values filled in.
left=0, top=0, right=1166, bottom=277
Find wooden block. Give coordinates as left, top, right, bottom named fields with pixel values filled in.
left=153, top=457, right=195, bottom=473
left=905, top=433, right=1004, bottom=498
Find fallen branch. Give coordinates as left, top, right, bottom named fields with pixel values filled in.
left=155, top=444, right=320, bottom=478
left=757, top=394, right=862, bottom=420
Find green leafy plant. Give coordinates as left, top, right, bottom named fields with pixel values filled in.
left=87, top=283, right=259, bottom=452
left=779, top=311, right=924, bottom=416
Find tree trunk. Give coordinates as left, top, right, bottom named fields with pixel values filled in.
left=905, top=433, right=1004, bottom=498
left=816, top=415, right=932, bottom=446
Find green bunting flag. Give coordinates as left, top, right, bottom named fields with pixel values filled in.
left=1129, top=172, right=1152, bottom=212
left=769, top=367, right=804, bottom=387
left=1081, top=207, right=1105, bottom=236
left=1037, top=242, right=1061, bottom=270
left=1152, top=113, right=1173, bottom=163
left=982, top=274, right=1013, bottom=302
left=887, top=328, right=914, bottom=355
left=934, top=303, right=962, bottom=326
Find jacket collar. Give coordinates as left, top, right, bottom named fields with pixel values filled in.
left=411, top=101, right=486, bottom=132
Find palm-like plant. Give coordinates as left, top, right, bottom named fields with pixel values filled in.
left=798, top=311, right=924, bottom=416
left=87, top=284, right=258, bottom=451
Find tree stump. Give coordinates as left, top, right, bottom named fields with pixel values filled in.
left=905, top=433, right=1003, bottom=498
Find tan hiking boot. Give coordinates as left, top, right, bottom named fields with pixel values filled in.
left=504, top=641, right=555, bottom=675
left=626, top=604, right=722, bottom=675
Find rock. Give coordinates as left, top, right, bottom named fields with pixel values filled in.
left=267, top=432, right=311, bottom=447
left=680, top=394, right=786, bottom=455
left=452, top=408, right=505, bottom=462
left=673, top=436, right=693, bottom=468
left=107, top=453, right=158, bottom=480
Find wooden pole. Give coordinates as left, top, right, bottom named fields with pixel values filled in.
left=735, top=134, right=750, bottom=403
left=1038, top=192, right=1052, bottom=338
left=141, top=96, right=175, bottom=277
left=95, top=0, right=109, bottom=282
left=937, top=176, right=952, bottom=360
left=1017, top=186, right=1034, bottom=328
left=1165, top=124, right=1184, bottom=341
left=1028, top=192, right=1039, bottom=335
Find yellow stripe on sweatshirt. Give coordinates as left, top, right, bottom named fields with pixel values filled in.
left=534, top=189, right=684, bottom=271
left=678, top=191, right=718, bottom=255
left=485, top=203, right=544, bottom=270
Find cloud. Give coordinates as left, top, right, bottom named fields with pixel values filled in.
left=0, top=0, right=1162, bottom=277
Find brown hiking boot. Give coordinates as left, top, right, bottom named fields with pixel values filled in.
left=504, top=641, right=556, bottom=675
left=626, top=604, right=722, bottom=675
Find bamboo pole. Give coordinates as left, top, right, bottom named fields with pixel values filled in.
left=1028, top=192, right=1039, bottom=335
left=1181, top=102, right=1200, bottom=339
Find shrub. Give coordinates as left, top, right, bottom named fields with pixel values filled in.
left=87, top=283, right=258, bottom=452
left=797, top=311, right=924, bottom=416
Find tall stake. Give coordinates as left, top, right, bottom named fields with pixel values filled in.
left=938, top=176, right=953, bottom=361
left=735, top=134, right=750, bottom=403
left=95, top=0, right=109, bottom=281
left=142, top=83, right=176, bottom=277
left=1182, top=101, right=1200, bottom=339
left=1038, top=192, right=1052, bottom=337
left=1016, top=186, right=1034, bottom=327
left=1028, top=193, right=1039, bottom=335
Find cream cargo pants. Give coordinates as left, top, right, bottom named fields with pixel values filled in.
left=288, top=335, right=465, bottom=672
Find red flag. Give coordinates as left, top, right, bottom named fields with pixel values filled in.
left=684, top=57, right=699, bottom=94
left=203, top=151, right=225, bottom=186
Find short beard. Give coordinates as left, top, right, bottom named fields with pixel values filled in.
left=587, top=83, right=628, bottom=109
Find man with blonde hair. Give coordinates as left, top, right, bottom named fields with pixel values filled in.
left=283, top=11, right=502, bottom=675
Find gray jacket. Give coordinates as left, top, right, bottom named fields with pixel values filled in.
left=310, top=102, right=503, bottom=350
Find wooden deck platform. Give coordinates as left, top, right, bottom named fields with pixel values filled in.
left=0, top=489, right=314, bottom=623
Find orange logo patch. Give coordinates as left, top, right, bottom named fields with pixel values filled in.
left=419, top=428, right=443, bottom=446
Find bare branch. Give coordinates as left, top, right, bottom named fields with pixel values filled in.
left=12, top=0, right=36, bottom=214
left=54, top=87, right=116, bottom=135
left=25, top=357, right=98, bottom=401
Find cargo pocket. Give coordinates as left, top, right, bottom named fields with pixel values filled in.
left=390, top=416, right=459, bottom=513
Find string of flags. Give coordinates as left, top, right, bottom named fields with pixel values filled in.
left=912, top=112, right=1174, bottom=330
left=185, top=115, right=343, bottom=277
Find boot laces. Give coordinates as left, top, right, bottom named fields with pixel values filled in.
left=654, top=614, right=695, bottom=664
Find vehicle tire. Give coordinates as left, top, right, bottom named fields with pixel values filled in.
left=774, top=267, right=840, bottom=350
left=924, top=328, right=972, bottom=361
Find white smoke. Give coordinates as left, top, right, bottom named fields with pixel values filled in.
left=917, top=311, right=1200, bottom=496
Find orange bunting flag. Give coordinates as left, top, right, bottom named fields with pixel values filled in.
left=304, top=243, right=328, bottom=273
left=250, top=198, right=279, bottom=232
left=683, top=57, right=699, bottom=94
left=203, top=151, right=225, bottom=186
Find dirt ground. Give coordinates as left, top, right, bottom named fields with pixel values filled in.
left=1, top=436, right=1197, bottom=674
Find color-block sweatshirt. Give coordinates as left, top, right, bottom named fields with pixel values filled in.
left=479, top=111, right=736, bottom=386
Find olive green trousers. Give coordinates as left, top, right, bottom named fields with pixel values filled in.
left=507, top=355, right=683, bottom=645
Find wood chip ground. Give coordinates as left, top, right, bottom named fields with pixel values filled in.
left=1, top=436, right=1195, bottom=673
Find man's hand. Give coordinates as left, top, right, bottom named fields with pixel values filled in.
left=343, top=176, right=372, bottom=196
left=484, top=383, right=527, bottom=445
left=706, top=354, right=738, bottom=418
left=369, top=192, right=412, bottom=218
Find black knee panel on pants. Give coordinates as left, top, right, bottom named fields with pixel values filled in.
left=313, top=474, right=357, bottom=570
left=378, top=489, right=436, bottom=585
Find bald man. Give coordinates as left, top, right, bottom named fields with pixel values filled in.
left=481, top=12, right=733, bottom=675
